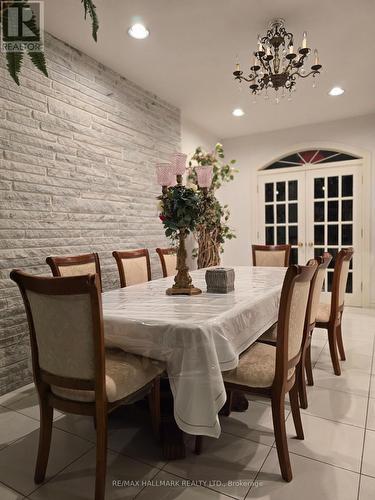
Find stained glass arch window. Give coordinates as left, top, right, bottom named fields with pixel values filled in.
left=264, top=150, right=360, bottom=170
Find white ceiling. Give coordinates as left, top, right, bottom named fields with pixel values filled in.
left=45, top=0, right=375, bottom=138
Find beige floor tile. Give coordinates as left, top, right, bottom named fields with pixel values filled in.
left=220, top=402, right=287, bottom=447
left=370, top=376, right=375, bottom=398
left=0, top=406, right=40, bottom=451
left=313, top=363, right=371, bottom=397
left=362, top=430, right=375, bottom=478
left=367, top=398, right=375, bottom=431
left=29, top=448, right=158, bottom=500
left=302, top=385, right=368, bottom=427
left=53, top=414, right=97, bottom=443
left=164, top=432, right=271, bottom=499
left=359, top=474, right=375, bottom=500
left=4, top=392, right=63, bottom=422
left=316, top=346, right=373, bottom=373
left=284, top=413, right=364, bottom=472
left=136, top=470, right=234, bottom=499
left=0, top=427, right=93, bottom=496
left=0, top=482, right=25, bottom=500
left=247, top=448, right=359, bottom=500
left=0, top=384, right=35, bottom=408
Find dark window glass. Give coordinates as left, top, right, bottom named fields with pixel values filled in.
left=276, top=182, right=285, bottom=201
left=314, top=248, right=324, bottom=260
left=265, top=161, right=293, bottom=170
left=277, top=226, right=286, bottom=245
left=314, top=201, right=324, bottom=222
left=332, top=153, right=359, bottom=162
left=342, top=175, right=353, bottom=197
left=328, top=176, right=339, bottom=198
left=265, top=227, right=274, bottom=245
left=288, top=180, right=298, bottom=200
left=290, top=248, right=298, bottom=265
left=328, top=225, right=338, bottom=245
left=342, top=224, right=353, bottom=245
left=300, top=150, right=317, bottom=163
left=327, top=248, right=338, bottom=269
left=314, top=178, right=325, bottom=199
left=346, top=272, right=353, bottom=293
left=265, top=183, right=274, bottom=202
left=288, top=203, right=298, bottom=223
left=314, top=225, right=324, bottom=245
left=342, top=200, right=353, bottom=221
left=277, top=204, right=286, bottom=223
left=328, top=200, right=339, bottom=221
left=264, top=152, right=359, bottom=170
left=316, top=150, right=337, bottom=159
left=265, top=205, right=274, bottom=224
left=288, top=226, right=298, bottom=245
left=283, top=154, right=303, bottom=164
left=327, top=271, right=333, bottom=292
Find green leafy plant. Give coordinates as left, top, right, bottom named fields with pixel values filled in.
left=158, top=185, right=203, bottom=240
left=0, top=0, right=98, bottom=85
left=188, top=143, right=238, bottom=268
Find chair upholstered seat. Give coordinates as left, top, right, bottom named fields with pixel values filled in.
left=223, top=343, right=294, bottom=388
left=316, top=303, right=331, bottom=323
left=258, top=322, right=278, bottom=343
left=52, top=349, right=164, bottom=403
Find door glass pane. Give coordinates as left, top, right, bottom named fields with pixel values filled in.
left=314, top=225, right=324, bottom=245
left=277, top=226, right=286, bottom=244
left=265, top=205, right=274, bottom=224
left=288, top=180, right=297, bottom=200
left=328, top=225, right=338, bottom=245
left=346, top=273, right=353, bottom=293
left=314, top=248, right=324, bottom=260
left=342, top=224, right=353, bottom=245
left=276, top=182, right=285, bottom=201
left=342, top=175, right=353, bottom=197
left=342, top=200, right=353, bottom=221
left=265, top=183, right=274, bottom=202
left=265, top=226, right=274, bottom=245
left=288, top=203, right=297, bottom=223
left=288, top=226, right=298, bottom=245
left=314, top=178, right=325, bottom=198
left=327, top=247, right=338, bottom=268
left=328, top=176, right=339, bottom=197
left=290, top=248, right=298, bottom=265
left=314, top=201, right=324, bottom=222
left=277, top=204, right=286, bottom=223
left=328, top=200, right=339, bottom=221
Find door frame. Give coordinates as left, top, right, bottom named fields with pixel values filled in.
left=256, top=144, right=371, bottom=307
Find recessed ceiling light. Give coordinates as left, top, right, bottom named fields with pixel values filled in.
left=232, top=108, right=245, bottom=117
left=329, top=86, right=344, bottom=96
left=128, top=23, right=149, bottom=39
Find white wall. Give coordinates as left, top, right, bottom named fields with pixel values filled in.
left=220, top=113, right=375, bottom=303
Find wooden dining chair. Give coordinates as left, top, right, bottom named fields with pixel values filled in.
left=258, top=254, right=332, bottom=409
left=195, top=262, right=317, bottom=482
left=46, top=252, right=102, bottom=292
left=252, top=244, right=291, bottom=267
left=156, top=247, right=177, bottom=277
left=10, top=270, right=163, bottom=500
left=112, top=249, right=151, bottom=287
left=314, top=247, right=354, bottom=376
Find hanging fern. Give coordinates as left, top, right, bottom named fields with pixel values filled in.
left=81, top=0, right=99, bottom=42
left=0, top=0, right=99, bottom=85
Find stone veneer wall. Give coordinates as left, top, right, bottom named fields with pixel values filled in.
left=0, top=33, right=180, bottom=395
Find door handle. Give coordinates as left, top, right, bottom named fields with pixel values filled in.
left=298, top=242, right=304, bottom=247
left=308, top=242, right=314, bottom=247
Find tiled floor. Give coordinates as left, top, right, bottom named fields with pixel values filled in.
left=0, top=307, right=374, bottom=499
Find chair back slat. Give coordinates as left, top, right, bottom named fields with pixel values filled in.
left=46, top=253, right=102, bottom=292
left=112, top=249, right=151, bottom=287
left=309, top=253, right=332, bottom=324
left=156, top=247, right=177, bottom=277
left=252, top=244, right=291, bottom=267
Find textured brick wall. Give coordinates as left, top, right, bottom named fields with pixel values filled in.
left=0, top=33, right=180, bottom=395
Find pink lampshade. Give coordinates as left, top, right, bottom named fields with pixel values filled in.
left=156, top=163, right=174, bottom=186
left=172, top=152, right=187, bottom=176
left=196, top=166, right=213, bottom=188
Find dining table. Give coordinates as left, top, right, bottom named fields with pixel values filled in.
left=102, top=265, right=286, bottom=455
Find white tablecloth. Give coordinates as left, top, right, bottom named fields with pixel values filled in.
left=102, top=266, right=286, bottom=438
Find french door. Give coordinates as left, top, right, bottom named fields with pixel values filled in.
left=258, top=163, right=362, bottom=306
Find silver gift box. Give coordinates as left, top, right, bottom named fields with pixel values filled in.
left=205, top=267, right=235, bottom=293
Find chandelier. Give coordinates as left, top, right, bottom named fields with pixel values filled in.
left=233, top=19, right=322, bottom=102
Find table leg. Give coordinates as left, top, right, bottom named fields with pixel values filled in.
left=231, top=391, right=249, bottom=412
left=160, top=378, right=186, bottom=460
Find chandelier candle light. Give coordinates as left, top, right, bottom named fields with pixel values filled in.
left=233, top=19, right=322, bottom=101
left=156, top=153, right=213, bottom=295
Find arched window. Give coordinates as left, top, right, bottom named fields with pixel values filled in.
left=265, top=150, right=360, bottom=170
